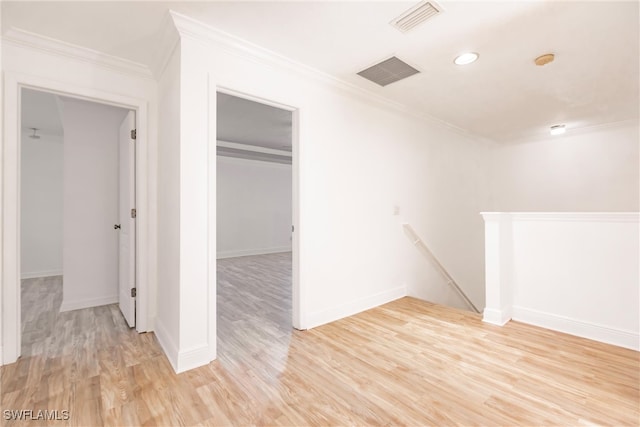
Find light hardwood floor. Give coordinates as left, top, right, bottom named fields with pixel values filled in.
left=217, top=252, right=292, bottom=369
left=21, top=276, right=64, bottom=357
left=2, top=258, right=638, bottom=426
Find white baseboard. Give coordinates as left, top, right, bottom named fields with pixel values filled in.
left=306, top=285, right=407, bottom=329
left=154, top=318, right=213, bottom=373
left=512, top=306, right=639, bottom=351
left=0, top=346, right=3, bottom=366
left=59, top=295, right=117, bottom=312
left=217, top=246, right=291, bottom=259
left=21, top=270, right=63, bottom=280
left=176, top=344, right=212, bottom=373
left=483, top=307, right=512, bottom=326
left=154, top=318, right=179, bottom=372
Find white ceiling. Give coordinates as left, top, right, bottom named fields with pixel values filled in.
left=4, top=1, right=638, bottom=143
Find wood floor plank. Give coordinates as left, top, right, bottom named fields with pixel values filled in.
left=3, top=257, right=638, bottom=426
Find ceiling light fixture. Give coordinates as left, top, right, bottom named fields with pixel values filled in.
left=550, top=124, right=566, bottom=136
left=454, top=52, right=479, bottom=65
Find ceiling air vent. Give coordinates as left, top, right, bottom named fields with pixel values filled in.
left=357, top=56, right=420, bottom=87
left=390, top=1, right=443, bottom=33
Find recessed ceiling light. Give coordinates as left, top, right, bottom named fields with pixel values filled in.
left=454, top=52, right=479, bottom=65
left=550, top=124, right=566, bottom=136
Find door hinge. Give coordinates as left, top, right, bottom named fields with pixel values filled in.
left=131, top=288, right=137, bottom=298
left=131, top=129, right=137, bottom=140
left=131, top=208, right=137, bottom=218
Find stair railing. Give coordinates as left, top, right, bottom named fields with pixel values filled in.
left=402, top=223, right=480, bottom=313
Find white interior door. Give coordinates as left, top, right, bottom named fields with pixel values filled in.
left=118, top=111, right=136, bottom=327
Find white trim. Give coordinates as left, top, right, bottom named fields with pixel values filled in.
left=3, top=73, right=22, bottom=365
left=156, top=324, right=211, bottom=373
left=217, top=247, right=292, bottom=260
left=153, top=318, right=179, bottom=371
left=481, top=212, right=640, bottom=223
left=207, top=73, right=217, bottom=362
left=167, top=10, right=492, bottom=145
left=216, top=154, right=293, bottom=168
left=512, top=306, right=639, bottom=351
left=2, top=71, right=152, bottom=365
left=507, top=118, right=640, bottom=145
left=217, top=140, right=292, bottom=158
left=150, top=11, right=181, bottom=79
left=291, top=108, right=302, bottom=330
left=20, top=270, right=63, bottom=280
left=482, top=307, right=512, bottom=326
left=176, top=344, right=212, bottom=374
left=306, top=286, right=407, bottom=329
left=2, top=28, right=153, bottom=80
left=59, top=295, right=118, bottom=312
left=214, top=86, right=303, bottom=331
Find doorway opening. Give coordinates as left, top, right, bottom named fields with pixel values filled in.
left=215, top=90, right=299, bottom=366
left=19, top=88, right=137, bottom=357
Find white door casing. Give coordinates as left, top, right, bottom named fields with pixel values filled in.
left=2, top=71, right=151, bottom=366
left=118, top=111, right=136, bottom=327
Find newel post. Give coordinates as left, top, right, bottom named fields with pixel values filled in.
left=481, top=213, right=513, bottom=326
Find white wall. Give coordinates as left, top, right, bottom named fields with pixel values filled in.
left=170, top=12, right=492, bottom=375
left=155, top=40, right=183, bottom=369
left=482, top=213, right=639, bottom=350
left=400, top=131, right=491, bottom=311
left=20, top=133, right=64, bottom=278
left=59, top=97, right=128, bottom=311
left=216, top=156, right=292, bottom=258
left=491, top=122, right=640, bottom=211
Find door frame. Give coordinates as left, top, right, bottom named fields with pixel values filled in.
left=215, top=86, right=303, bottom=330
left=2, top=72, right=150, bottom=365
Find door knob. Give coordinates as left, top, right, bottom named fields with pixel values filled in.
left=114, top=224, right=121, bottom=230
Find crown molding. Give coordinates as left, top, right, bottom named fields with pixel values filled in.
left=149, top=11, right=181, bottom=79
left=503, top=118, right=640, bottom=146
left=217, top=140, right=292, bottom=158
left=481, top=212, right=640, bottom=223
left=2, top=27, right=154, bottom=80
left=167, top=10, right=489, bottom=144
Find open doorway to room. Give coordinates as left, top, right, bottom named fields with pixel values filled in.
left=216, top=91, right=296, bottom=366
left=19, top=88, right=137, bottom=357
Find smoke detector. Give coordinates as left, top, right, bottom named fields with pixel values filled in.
left=390, top=1, right=443, bottom=33
left=535, top=53, right=555, bottom=66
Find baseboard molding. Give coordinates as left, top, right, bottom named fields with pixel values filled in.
left=483, top=307, right=513, bottom=326
left=0, top=346, right=3, bottom=366
left=154, top=319, right=213, bottom=373
left=21, top=270, right=63, bottom=280
left=306, top=285, right=407, bottom=329
left=59, top=295, right=117, bottom=312
left=154, top=318, right=179, bottom=372
left=512, top=306, right=639, bottom=351
left=217, top=246, right=292, bottom=259
left=176, top=344, right=212, bottom=373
